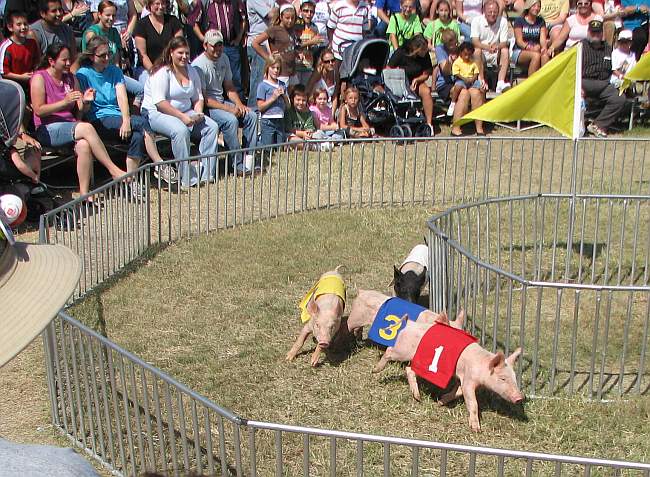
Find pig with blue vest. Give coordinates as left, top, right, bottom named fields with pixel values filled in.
left=286, top=266, right=347, bottom=366
left=372, top=314, right=524, bottom=432
left=347, top=289, right=448, bottom=336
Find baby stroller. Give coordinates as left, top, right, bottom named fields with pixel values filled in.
left=0, top=79, right=63, bottom=222
left=339, top=39, right=431, bottom=137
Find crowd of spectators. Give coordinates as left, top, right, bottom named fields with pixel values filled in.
left=0, top=0, right=648, bottom=197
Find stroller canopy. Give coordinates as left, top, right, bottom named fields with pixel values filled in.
left=339, top=39, right=391, bottom=81
left=0, top=79, right=25, bottom=149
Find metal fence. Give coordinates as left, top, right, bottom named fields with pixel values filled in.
left=427, top=194, right=650, bottom=399
left=39, top=136, right=650, bottom=476
left=48, top=311, right=650, bottom=476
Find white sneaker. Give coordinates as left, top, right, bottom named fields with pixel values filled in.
left=447, top=102, right=456, bottom=116
left=496, top=81, right=511, bottom=94
left=320, top=142, right=333, bottom=151
left=153, top=164, right=178, bottom=184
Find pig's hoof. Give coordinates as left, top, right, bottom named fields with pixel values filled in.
left=285, top=353, right=296, bottom=362
left=470, top=422, right=481, bottom=432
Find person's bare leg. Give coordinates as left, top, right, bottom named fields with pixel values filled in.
left=25, top=148, right=41, bottom=181
left=518, top=50, right=541, bottom=76
left=419, top=82, right=434, bottom=125
left=451, top=89, right=470, bottom=135
left=144, top=131, right=165, bottom=163
left=126, top=157, right=140, bottom=173
left=498, top=47, right=510, bottom=82
left=541, top=52, right=550, bottom=67
left=549, top=27, right=563, bottom=51
left=75, top=139, right=93, bottom=197
left=74, top=122, right=127, bottom=179
left=469, top=88, right=485, bottom=133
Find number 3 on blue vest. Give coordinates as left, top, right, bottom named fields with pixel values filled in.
left=368, top=314, right=408, bottom=347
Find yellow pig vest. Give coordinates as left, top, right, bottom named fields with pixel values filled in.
left=298, top=274, right=347, bottom=323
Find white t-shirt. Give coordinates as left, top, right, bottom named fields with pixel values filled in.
left=313, top=0, right=331, bottom=45
left=142, top=66, right=203, bottom=113
left=611, top=47, right=636, bottom=73
left=470, top=15, right=509, bottom=45
left=566, top=14, right=603, bottom=47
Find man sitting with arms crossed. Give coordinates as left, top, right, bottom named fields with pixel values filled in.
left=582, top=19, right=627, bottom=137
left=192, top=29, right=258, bottom=175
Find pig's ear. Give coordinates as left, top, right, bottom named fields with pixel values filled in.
left=506, top=348, right=522, bottom=367
left=307, top=298, right=319, bottom=317
left=489, top=351, right=505, bottom=372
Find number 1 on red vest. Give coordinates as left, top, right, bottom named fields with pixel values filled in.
left=427, top=345, right=444, bottom=373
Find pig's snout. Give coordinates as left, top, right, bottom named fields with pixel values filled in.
left=512, top=393, right=525, bottom=404
left=318, top=341, right=330, bottom=349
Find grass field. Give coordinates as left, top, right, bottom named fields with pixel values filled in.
left=67, top=206, right=650, bottom=475
left=6, top=131, right=650, bottom=475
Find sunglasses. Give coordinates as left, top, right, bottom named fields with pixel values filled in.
left=576, top=2, right=590, bottom=6
left=322, top=58, right=335, bottom=64
left=95, top=52, right=110, bottom=58
left=302, top=7, right=315, bottom=12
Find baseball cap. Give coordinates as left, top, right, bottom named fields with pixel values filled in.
left=0, top=211, right=81, bottom=367
left=301, top=0, right=316, bottom=6
left=204, top=29, right=224, bottom=45
left=588, top=19, right=603, bottom=32
left=618, top=29, right=633, bottom=41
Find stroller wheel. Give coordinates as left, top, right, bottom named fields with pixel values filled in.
left=401, top=125, right=413, bottom=137
left=415, top=124, right=435, bottom=137
left=389, top=125, right=406, bottom=138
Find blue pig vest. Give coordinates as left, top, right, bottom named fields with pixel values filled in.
left=368, top=297, right=427, bottom=347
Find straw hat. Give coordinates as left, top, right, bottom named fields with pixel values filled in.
left=0, top=213, right=81, bottom=368
left=523, top=0, right=541, bottom=10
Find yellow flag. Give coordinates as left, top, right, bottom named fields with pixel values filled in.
left=621, top=52, right=650, bottom=93
left=456, top=46, right=580, bottom=138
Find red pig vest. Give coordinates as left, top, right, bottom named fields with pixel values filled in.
left=410, top=323, right=478, bottom=388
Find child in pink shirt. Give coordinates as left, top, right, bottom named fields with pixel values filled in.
left=309, top=88, right=344, bottom=140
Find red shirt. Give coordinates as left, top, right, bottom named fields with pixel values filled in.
left=0, top=38, right=39, bottom=76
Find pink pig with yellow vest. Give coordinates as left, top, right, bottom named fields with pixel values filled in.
left=286, top=266, right=347, bottom=366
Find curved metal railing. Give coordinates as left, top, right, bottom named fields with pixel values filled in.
left=39, top=136, right=650, bottom=475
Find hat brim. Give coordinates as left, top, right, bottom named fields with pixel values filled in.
left=0, top=243, right=81, bottom=367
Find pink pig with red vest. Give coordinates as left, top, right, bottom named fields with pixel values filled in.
left=373, top=314, right=524, bottom=432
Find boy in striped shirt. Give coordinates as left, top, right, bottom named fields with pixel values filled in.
left=0, top=11, right=40, bottom=92
left=326, top=0, right=370, bottom=60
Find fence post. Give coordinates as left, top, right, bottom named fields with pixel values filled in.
left=428, top=226, right=448, bottom=313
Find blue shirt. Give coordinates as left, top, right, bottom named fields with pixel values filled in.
left=256, top=79, right=286, bottom=118
left=375, top=0, right=401, bottom=14
left=621, top=0, right=649, bottom=30
left=76, top=65, right=124, bottom=121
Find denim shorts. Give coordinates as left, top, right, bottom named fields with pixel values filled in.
left=35, top=121, right=78, bottom=148
left=454, top=79, right=482, bottom=90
